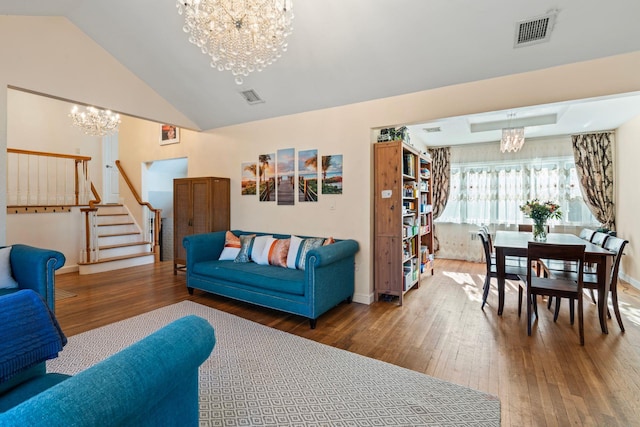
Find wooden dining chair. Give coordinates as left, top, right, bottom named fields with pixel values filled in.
left=553, top=236, right=629, bottom=332
left=590, top=231, right=610, bottom=247
left=478, top=230, right=526, bottom=309
left=518, top=224, right=550, bottom=233
left=518, top=242, right=586, bottom=345
left=579, top=228, right=596, bottom=242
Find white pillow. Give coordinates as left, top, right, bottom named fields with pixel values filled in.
left=0, top=246, right=19, bottom=289
left=287, top=235, right=303, bottom=269
left=250, top=235, right=273, bottom=264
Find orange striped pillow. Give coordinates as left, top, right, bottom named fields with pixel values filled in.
left=218, top=231, right=241, bottom=260
left=266, top=238, right=291, bottom=268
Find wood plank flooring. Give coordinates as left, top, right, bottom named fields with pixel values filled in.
left=54, top=259, right=640, bottom=426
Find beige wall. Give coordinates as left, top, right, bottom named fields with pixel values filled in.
left=616, top=114, right=640, bottom=286
left=0, top=16, right=197, bottom=243
left=3, top=15, right=640, bottom=299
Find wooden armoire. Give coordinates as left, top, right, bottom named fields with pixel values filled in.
left=173, top=177, right=230, bottom=273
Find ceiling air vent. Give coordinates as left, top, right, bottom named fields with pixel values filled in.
left=514, top=12, right=557, bottom=48
left=240, top=89, right=265, bottom=105
left=423, top=127, right=441, bottom=133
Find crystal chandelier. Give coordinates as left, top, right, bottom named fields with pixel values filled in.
left=500, top=114, right=525, bottom=153
left=69, top=106, right=121, bottom=137
left=177, top=0, right=294, bottom=85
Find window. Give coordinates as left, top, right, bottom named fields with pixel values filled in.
left=438, top=156, right=599, bottom=226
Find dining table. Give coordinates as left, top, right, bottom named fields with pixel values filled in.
left=493, top=230, right=615, bottom=333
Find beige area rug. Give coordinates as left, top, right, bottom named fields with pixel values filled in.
left=54, top=289, right=76, bottom=301
left=48, top=301, right=500, bottom=426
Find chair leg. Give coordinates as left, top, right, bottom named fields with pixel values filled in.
left=481, top=275, right=491, bottom=310
left=553, top=297, right=561, bottom=322
left=578, top=294, right=584, bottom=346
left=589, top=288, right=597, bottom=305
left=547, top=295, right=553, bottom=310
left=527, top=289, right=533, bottom=336
left=569, top=298, right=575, bottom=325
left=611, top=286, right=626, bottom=332
left=518, top=285, right=523, bottom=317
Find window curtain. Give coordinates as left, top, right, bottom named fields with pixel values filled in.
left=427, top=147, right=451, bottom=252
left=571, top=132, right=615, bottom=230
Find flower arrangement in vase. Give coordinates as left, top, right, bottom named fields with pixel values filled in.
left=519, top=199, right=562, bottom=241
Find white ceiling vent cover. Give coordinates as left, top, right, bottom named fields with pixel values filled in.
left=240, top=89, right=265, bottom=105
left=514, top=12, right=557, bottom=48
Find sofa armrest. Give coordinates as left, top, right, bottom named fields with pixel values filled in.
left=0, top=315, right=216, bottom=427
left=183, top=231, right=226, bottom=269
left=306, top=239, right=359, bottom=269
left=9, top=244, right=65, bottom=312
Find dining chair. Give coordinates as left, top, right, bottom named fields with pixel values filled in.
left=518, top=242, right=586, bottom=345
left=591, top=231, right=610, bottom=247
left=478, top=230, right=526, bottom=310
left=518, top=224, right=550, bottom=233
left=579, top=228, right=596, bottom=242
left=553, top=236, right=629, bottom=332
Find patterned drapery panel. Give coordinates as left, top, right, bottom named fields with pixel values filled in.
left=571, top=132, right=615, bottom=230
left=427, top=147, right=451, bottom=253
left=428, top=147, right=451, bottom=219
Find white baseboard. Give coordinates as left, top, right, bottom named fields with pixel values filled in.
left=57, top=265, right=79, bottom=275
left=353, top=292, right=373, bottom=305
left=620, top=272, right=640, bottom=290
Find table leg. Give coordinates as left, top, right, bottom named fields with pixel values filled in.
left=496, top=247, right=506, bottom=316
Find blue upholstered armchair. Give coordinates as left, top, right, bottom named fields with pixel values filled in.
left=0, top=244, right=65, bottom=312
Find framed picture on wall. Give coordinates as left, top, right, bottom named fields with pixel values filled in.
left=160, top=124, right=180, bottom=145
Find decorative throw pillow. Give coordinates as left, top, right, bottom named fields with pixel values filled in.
left=0, top=246, right=19, bottom=289
left=264, top=238, right=290, bottom=268
left=295, top=238, right=326, bottom=270
left=218, top=231, right=241, bottom=260
left=323, top=237, right=335, bottom=246
left=234, top=234, right=256, bottom=263
left=253, top=236, right=275, bottom=265
left=250, top=235, right=274, bottom=264
left=286, top=235, right=304, bottom=269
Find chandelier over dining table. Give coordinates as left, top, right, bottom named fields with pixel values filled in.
left=177, top=0, right=294, bottom=85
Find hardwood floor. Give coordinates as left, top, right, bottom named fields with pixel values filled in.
left=54, top=259, right=640, bottom=426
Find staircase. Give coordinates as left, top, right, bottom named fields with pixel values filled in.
left=78, top=204, right=155, bottom=275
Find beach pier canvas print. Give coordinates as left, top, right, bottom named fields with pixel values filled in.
left=241, top=162, right=257, bottom=195
left=259, top=153, right=276, bottom=202
left=298, top=149, right=318, bottom=202
left=277, top=148, right=295, bottom=206
left=321, top=154, right=343, bottom=194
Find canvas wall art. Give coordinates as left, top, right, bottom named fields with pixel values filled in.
left=259, top=153, right=276, bottom=201
left=277, top=148, right=295, bottom=206
left=321, top=154, right=343, bottom=194
left=241, top=162, right=257, bottom=195
left=298, top=149, right=318, bottom=202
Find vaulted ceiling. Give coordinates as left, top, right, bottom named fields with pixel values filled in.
left=2, top=0, right=640, bottom=133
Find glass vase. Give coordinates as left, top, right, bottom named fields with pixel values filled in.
left=533, top=219, right=547, bottom=242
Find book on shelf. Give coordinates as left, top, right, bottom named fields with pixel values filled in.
left=403, top=153, right=415, bottom=176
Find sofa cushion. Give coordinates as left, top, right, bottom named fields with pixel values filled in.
left=234, top=234, right=256, bottom=263
left=266, top=238, right=290, bottom=268
left=286, top=235, right=303, bottom=269
left=251, top=235, right=274, bottom=264
left=296, top=238, right=325, bottom=270
left=192, top=261, right=305, bottom=295
left=0, top=247, right=18, bottom=290
left=218, top=231, right=241, bottom=261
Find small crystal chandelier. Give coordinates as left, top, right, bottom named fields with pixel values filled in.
left=69, top=106, right=121, bottom=137
left=177, top=0, right=294, bottom=85
left=500, top=113, right=525, bottom=153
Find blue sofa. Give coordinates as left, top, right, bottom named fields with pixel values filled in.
left=183, top=230, right=359, bottom=328
left=0, top=244, right=65, bottom=312
left=0, top=313, right=216, bottom=426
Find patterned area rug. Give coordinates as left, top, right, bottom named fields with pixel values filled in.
left=48, top=301, right=500, bottom=426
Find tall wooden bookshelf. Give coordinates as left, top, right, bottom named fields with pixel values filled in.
left=374, top=140, right=434, bottom=305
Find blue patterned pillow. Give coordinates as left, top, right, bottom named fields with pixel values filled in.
left=295, top=238, right=325, bottom=270
left=234, top=234, right=256, bottom=263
